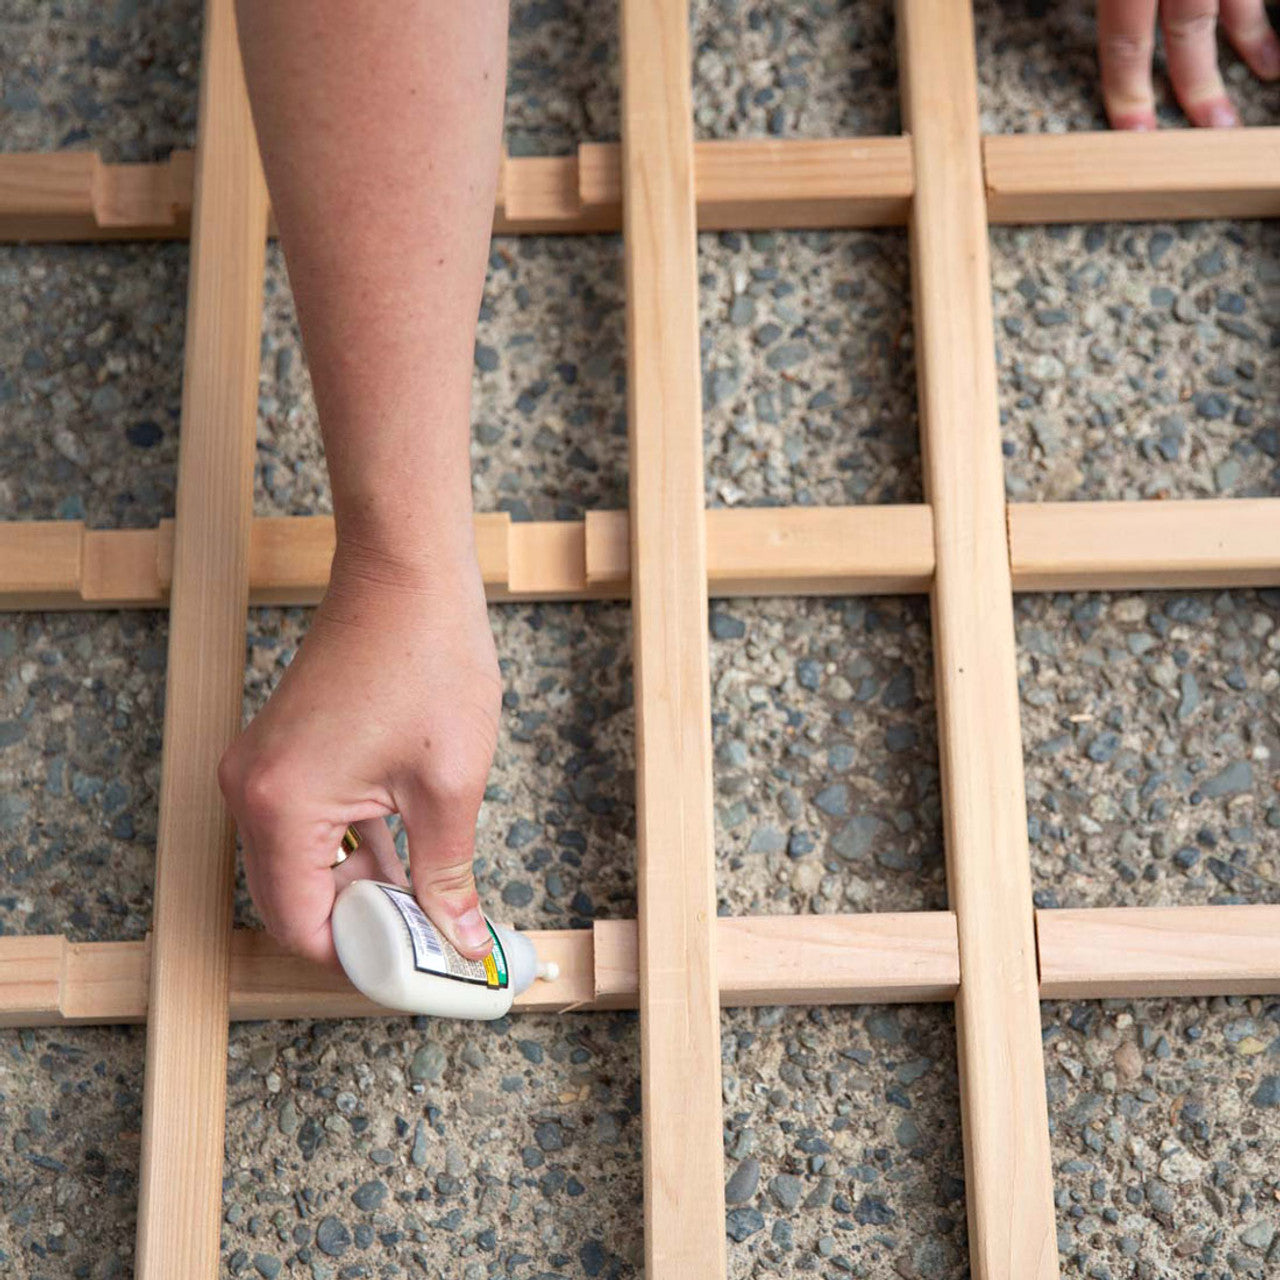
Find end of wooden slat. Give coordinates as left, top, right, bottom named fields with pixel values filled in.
left=0, top=935, right=66, bottom=1026
left=475, top=511, right=511, bottom=592
left=504, top=521, right=624, bottom=600
left=592, top=918, right=639, bottom=1007
left=61, top=939, right=150, bottom=1022
left=577, top=142, right=622, bottom=211
left=0, top=520, right=86, bottom=609
left=496, top=155, right=617, bottom=233
left=248, top=516, right=335, bottom=606
left=583, top=510, right=630, bottom=587
left=512, top=929, right=600, bottom=1010
left=156, top=518, right=176, bottom=591
left=82, top=529, right=168, bottom=606
left=93, top=157, right=190, bottom=233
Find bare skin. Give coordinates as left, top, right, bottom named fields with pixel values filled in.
left=219, top=1, right=509, bottom=966
left=1097, top=0, right=1280, bottom=128
left=219, top=0, right=1273, bottom=970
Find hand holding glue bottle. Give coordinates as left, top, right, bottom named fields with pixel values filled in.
left=330, top=828, right=559, bottom=1020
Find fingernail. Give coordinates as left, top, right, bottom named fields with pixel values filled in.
left=1207, top=102, right=1238, bottom=129
left=455, top=907, right=492, bottom=953
left=1259, top=40, right=1280, bottom=79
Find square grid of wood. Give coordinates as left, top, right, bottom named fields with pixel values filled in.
left=1, top=1, right=1278, bottom=1275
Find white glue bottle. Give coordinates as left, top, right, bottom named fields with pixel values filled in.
left=332, top=879, right=559, bottom=1020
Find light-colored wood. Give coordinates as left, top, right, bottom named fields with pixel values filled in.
left=0, top=936, right=151, bottom=1027
left=1, top=138, right=912, bottom=241
left=594, top=912, right=959, bottom=1005
left=0, top=914, right=960, bottom=1026
left=621, top=0, right=726, bottom=1272
left=985, top=128, right=1280, bottom=224
left=8, top=128, right=1280, bottom=242
left=0, top=520, right=84, bottom=608
left=898, top=3, right=1058, bottom=1277
left=586, top=504, right=936, bottom=595
left=1010, top=499, right=1280, bottom=591
left=706, top=504, right=933, bottom=595
left=228, top=926, right=598, bottom=1018
left=6, top=497, right=1276, bottom=609
left=0, top=150, right=192, bottom=240
left=579, top=136, right=912, bottom=228
left=0, top=505, right=937, bottom=607
left=133, top=0, right=269, bottom=1274
left=1037, top=906, right=1280, bottom=999
left=22, top=905, right=1280, bottom=1027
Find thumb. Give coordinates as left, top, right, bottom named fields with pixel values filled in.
left=402, top=798, right=493, bottom=959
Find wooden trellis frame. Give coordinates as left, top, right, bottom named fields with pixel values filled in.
left=1, top=0, right=1278, bottom=1274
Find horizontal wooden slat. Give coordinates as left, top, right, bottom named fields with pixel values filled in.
left=1, top=138, right=911, bottom=241
left=5, top=499, right=1276, bottom=610
left=0, top=150, right=192, bottom=240
left=1009, top=499, right=1280, bottom=591
left=577, top=137, right=912, bottom=229
left=18, top=905, right=1280, bottom=1023
left=0, top=912, right=960, bottom=1026
left=984, top=128, right=1280, bottom=224
left=1038, top=906, right=1280, bottom=998
left=596, top=912, right=959, bottom=1005
left=7, top=130, right=1278, bottom=242
left=0, top=506, right=936, bottom=608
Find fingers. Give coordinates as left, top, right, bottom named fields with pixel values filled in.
left=1162, top=0, right=1238, bottom=125
left=1220, top=0, right=1280, bottom=78
left=335, top=817, right=409, bottom=891
left=1098, top=0, right=1160, bottom=128
left=401, top=790, right=493, bottom=960
left=221, top=750, right=372, bottom=969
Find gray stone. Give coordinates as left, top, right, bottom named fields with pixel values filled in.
left=769, top=1173, right=804, bottom=1212
left=351, top=1180, right=386, bottom=1212
left=1199, top=760, right=1252, bottom=799
left=724, top=1157, right=760, bottom=1204
left=410, top=1041, right=447, bottom=1084
left=812, top=784, right=849, bottom=817
left=315, top=1217, right=351, bottom=1258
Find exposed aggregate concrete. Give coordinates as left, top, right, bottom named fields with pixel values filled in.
left=2, top=1, right=1279, bottom=1276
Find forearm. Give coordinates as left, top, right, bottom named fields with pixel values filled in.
left=236, top=0, right=508, bottom=570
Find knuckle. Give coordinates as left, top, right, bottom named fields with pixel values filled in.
left=418, top=858, right=478, bottom=899
left=1164, top=11, right=1218, bottom=44
left=232, top=755, right=298, bottom=825
left=1100, top=32, right=1154, bottom=67
left=421, top=757, right=486, bottom=809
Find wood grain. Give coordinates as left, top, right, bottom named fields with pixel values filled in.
left=621, top=0, right=726, bottom=1272
left=984, top=128, right=1280, bottom=223
left=7, top=128, right=1279, bottom=241
left=133, top=0, right=269, bottom=1274
left=1009, top=499, right=1280, bottom=591
left=1038, top=906, right=1280, bottom=998
left=897, top=2, right=1058, bottom=1276
left=0, top=914, right=962, bottom=1026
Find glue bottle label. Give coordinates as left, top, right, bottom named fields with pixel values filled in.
left=378, top=884, right=509, bottom=990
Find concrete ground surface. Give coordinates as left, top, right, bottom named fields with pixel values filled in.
left=1, top=1, right=1279, bottom=1276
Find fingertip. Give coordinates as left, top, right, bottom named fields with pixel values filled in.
left=1187, top=97, right=1240, bottom=128
left=449, top=905, right=495, bottom=959
left=1108, top=108, right=1157, bottom=130
left=1248, top=34, right=1280, bottom=80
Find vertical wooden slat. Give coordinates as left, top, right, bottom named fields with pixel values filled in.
left=619, top=0, right=726, bottom=1274
left=896, top=3, right=1059, bottom=1278
left=133, top=0, right=268, bottom=1273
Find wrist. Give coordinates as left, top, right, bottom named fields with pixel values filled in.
left=329, top=510, right=482, bottom=601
